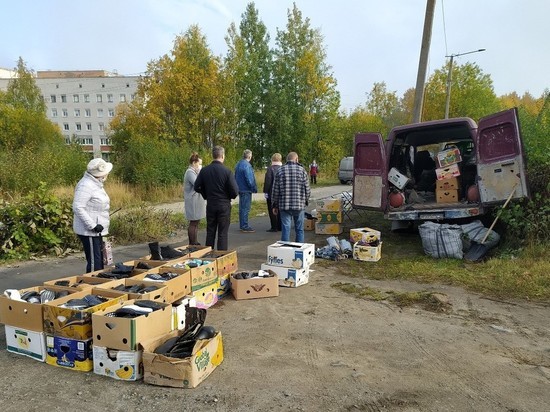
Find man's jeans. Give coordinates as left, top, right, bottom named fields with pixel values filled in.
left=280, top=209, right=305, bottom=243
left=239, top=192, right=252, bottom=229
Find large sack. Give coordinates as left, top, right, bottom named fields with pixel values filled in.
left=460, top=220, right=500, bottom=251
left=418, top=221, right=464, bottom=259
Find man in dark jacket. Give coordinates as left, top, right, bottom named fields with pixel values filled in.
left=263, top=152, right=283, bottom=232
left=194, top=146, right=239, bottom=250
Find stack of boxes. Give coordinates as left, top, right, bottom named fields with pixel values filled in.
left=435, top=147, right=462, bottom=203
left=350, top=226, right=382, bottom=262
left=315, top=198, right=344, bottom=235
left=261, top=241, right=315, bottom=288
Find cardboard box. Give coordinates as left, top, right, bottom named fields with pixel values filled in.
left=140, top=245, right=212, bottom=262
left=45, top=335, right=93, bottom=371
left=315, top=198, right=342, bottom=212
left=216, top=273, right=231, bottom=299
left=92, top=299, right=173, bottom=351
left=260, top=263, right=309, bottom=288
left=388, top=167, right=410, bottom=189
left=199, top=250, right=238, bottom=277
left=266, top=241, right=315, bottom=269
left=0, top=286, right=75, bottom=332
left=133, top=268, right=191, bottom=304
left=44, top=276, right=115, bottom=291
left=5, top=325, right=46, bottom=361
left=436, top=176, right=460, bottom=191
left=315, top=222, right=343, bottom=235
left=141, top=331, right=223, bottom=388
left=436, top=188, right=459, bottom=203
left=304, top=218, right=316, bottom=231
left=172, top=296, right=197, bottom=331
left=231, top=272, right=279, bottom=300
left=436, top=147, right=462, bottom=168
left=350, top=227, right=382, bottom=243
left=168, top=259, right=218, bottom=292
left=93, top=346, right=143, bottom=381
left=436, top=164, right=461, bottom=180
left=192, top=282, right=218, bottom=309
left=93, top=278, right=168, bottom=303
left=353, top=242, right=382, bottom=262
left=317, top=211, right=343, bottom=224
left=42, top=289, right=127, bottom=340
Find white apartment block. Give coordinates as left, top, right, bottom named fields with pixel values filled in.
left=0, top=69, right=139, bottom=159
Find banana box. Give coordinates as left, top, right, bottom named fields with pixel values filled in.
left=93, top=346, right=143, bottom=381
left=142, top=331, right=224, bottom=388
left=43, top=275, right=114, bottom=291
left=191, top=281, right=218, bottom=309
left=92, top=278, right=168, bottom=303
left=231, top=272, right=279, bottom=300
left=171, top=296, right=197, bottom=331
left=317, top=211, right=343, bottom=224
left=314, top=222, right=343, bottom=235
left=216, top=273, right=231, bottom=299
left=42, top=289, right=127, bottom=340
left=315, top=198, right=342, bottom=212
left=260, top=263, right=310, bottom=288
left=45, top=334, right=93, bottom=372
left=199, top=250, right=238, bottom=277
left=140, top=245, right=212, bottom=262
left=5, top=325, right=46, bottom=362
left=168, top=259, right=218, bottom=292
left=92, top=299, right=172, bottom=351
left=266, top=241, right=315, bottom=269
left=132, top=268, right=192, bottom=304
left=350, top=227, right=382, bottom=243
left=353, top=242, right=383, bottom=262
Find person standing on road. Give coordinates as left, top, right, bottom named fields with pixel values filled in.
left=271, top=152, right=311, bottom=243
left=234, top=149, right=257, bottom=233
left=309, top=159, right=319, bottom=185
left=194, top=146, right=239, bottom=250
left=183, top=152, right=206, bottom=245
left=264, top=152, right=283, bottom=232
left=73, top=158, right=113, bottom=273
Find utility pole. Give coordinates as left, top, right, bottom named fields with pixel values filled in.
left=412, top=0, right=436, bottom=123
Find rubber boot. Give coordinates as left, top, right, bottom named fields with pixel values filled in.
left=148, top=242, right=163, bottom=261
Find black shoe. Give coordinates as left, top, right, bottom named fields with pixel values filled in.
left=160, top=245, right=185, bottom=259
left=266, top=228, right=278, bottom=232
left=148, top=242, right=163, bottom=261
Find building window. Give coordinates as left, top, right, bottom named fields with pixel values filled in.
left=107, top=94, right=113, bottom=103
left=86, top=123, right=92, bottom=131
left=74, top=109, right=80, bottom=117
left=81, top=137, right=93, bottom=145
left=120, top=94, right=126, bottom=102
left=51, top=108, right=58, bottom=117
left=96, top=94, right=103, bottom=103
left=64, top=136, right=71, bottom=144
left=79, top=84, right=82, bottom=88
left=73, top=94, right=79, bottom=103
left=100, top=138, right=111, bottom=145
left=63, top=123, right=69, bottom=131
left=108, top=109, right=115, bottom=117
left=50, top=95, right=57, bottom=103
left=84, top=94, right=90, bottom=103
left=76, top=123, right=82, bottom=131
left=61, top=94, right=67, bottom=103
left=85, top=108, right=91, bottom=117
left=62, top=109, right=68, bottom=117
left=97, top=109, right=103, bottom=117
left=98, top=122, right=105, bottom=131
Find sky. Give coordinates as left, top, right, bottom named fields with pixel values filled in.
left=1, top=0, right=548, bottom=112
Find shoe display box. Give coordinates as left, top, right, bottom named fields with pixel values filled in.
left=266, top=241, right=315, bottom=270
left=5, top=325, right=47, bottom=361
left=141, top=331, right=224, bottom=388
left=42, top=289, right=127, bottom=340
left=191, top=282, right=218, bottom=309
left=43, top=275, right=114, bottom=291
left=260, top=264, right=309, bottom=288
left=166, top=259, right=218, bottom=292
left=171, top=296, right=197, bottom=331
left=93, top=346, right=143, bottom=381
left=45, top=334, right=93, bottom=372
left=315, top=222, right=343, bottom=235
left=216, top=273, right=231, bottom=299
left=353, top=242, right=382, bottom=262
left=230, top=272, right=279, bottom=300
left=350, top=227, right=382, bottom=243
left=92, top=299, right=173, bottom=351
left=93, top=278, right=169, bottom=303
left=199, top=250, right=238, bottom=277
left=132, top=267, right=192, bottom=304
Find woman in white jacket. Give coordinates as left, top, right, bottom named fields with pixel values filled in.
left=73, top=158, right=113, bottom=272
left=183, top=152, right=206, bottom=245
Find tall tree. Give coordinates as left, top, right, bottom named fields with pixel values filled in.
left=5, top=57, right=46, bottom=113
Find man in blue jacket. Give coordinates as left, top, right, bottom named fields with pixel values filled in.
left=234, top=149, right=258, bottom=232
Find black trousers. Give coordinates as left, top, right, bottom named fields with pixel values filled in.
left=78, top=234, right=104, bottom=273
left=205, top=203, right=231, bottom=250
left=266, top=198, right=281, bottom=230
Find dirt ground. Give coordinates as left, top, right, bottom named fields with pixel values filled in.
left=1, top=185, right=549, bottom=411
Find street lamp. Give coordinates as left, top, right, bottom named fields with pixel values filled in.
left=444, top=48, right=486, bottom=119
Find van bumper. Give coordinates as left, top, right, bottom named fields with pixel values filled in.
left=386, top=206, right=483, bottom=221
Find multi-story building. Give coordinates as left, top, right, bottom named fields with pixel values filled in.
left=0, top=69, right=139, bottom=159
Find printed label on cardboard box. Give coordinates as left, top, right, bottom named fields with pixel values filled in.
left=5, top=325, right=46, bottom=361
left=315, top=222, right=343, bottom=235
left=93, top=346, right=143, bottom=381
left=436, top=148, right=462, bottom=168
left=45, top=335, right=93, bottom=371
left=350, top=227, right=382, bottom=243
left=266, top=242, right=315, bottom=269
left=315, top=198, right=342, bottom=212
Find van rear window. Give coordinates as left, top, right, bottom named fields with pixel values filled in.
left=356, top=143, right=383, bottom=172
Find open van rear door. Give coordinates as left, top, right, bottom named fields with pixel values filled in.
left=476, top=108, right=529, bottom=204
left=353, top=133, right=387, bottom=211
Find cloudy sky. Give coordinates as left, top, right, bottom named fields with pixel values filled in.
left=1, top=0, right=548, bottom=111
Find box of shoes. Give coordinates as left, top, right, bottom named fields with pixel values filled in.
left=142, top=331, right=224, bottom=388
left=0, top=286, right=76, bottom=332
left=45, top=334, right=93, bottom=371
left=350, top=227, right=382, bottom=243
left=92, top=299, right=173, bottom=351
left=192, top=282, right=218, bottom=309
left=43, top=275, right=115, bottom=291
left=174, top=245, right=213, bottom=259
left=171, top=296, right=197, bottom=331
left=216, top=273, right=231, bottom=299
left=230, top=271, right=279, bottom=300
left=133, top=268, right=192, bottom=304
left=42, top=289, right=127, bottom=340
left=260, top=263, right=310, bottom=288
left=168, top=259, right=218, bottom=292
left=93, top=346, right=143, bottom=381
left=266, top=241, right=315, bottom=269
left=93, top=278, right=168, bottom=303
left=199, top=250, right=238, bottom=277
left=5, top=325, right=47, bottom=361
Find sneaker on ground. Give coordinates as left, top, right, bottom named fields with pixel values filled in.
left=241, top=228, right=255, bottom=233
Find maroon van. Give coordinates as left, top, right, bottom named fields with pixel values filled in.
left=352, top=108, right=529, bottom=223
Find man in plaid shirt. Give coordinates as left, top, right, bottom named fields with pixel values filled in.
left=271, top=152, right=311, bottom=243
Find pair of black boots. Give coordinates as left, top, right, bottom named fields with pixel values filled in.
left=148, top=242, right=185, bottom=261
